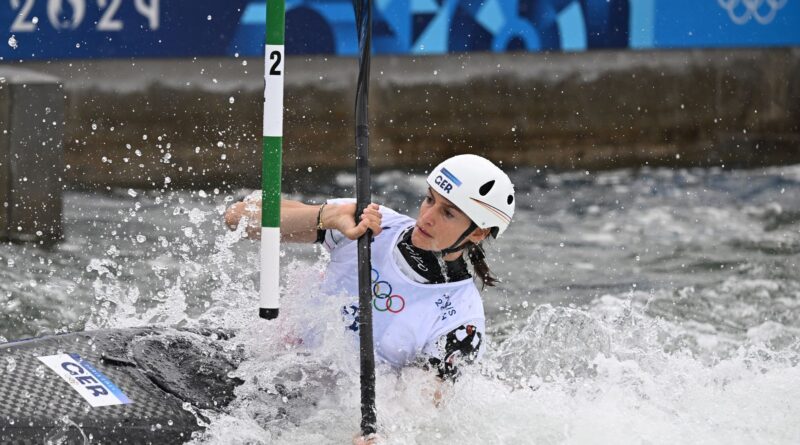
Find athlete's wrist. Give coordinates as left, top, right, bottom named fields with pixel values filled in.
left=316, top=203, right=327, bottom=230
left=319, top=203, right=338, bottom=231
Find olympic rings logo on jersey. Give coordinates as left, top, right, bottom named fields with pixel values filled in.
left=717, top=0, right=788, bottom=25
left=371, top=268, right=406, bottom=313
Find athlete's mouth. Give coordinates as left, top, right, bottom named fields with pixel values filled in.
left=416, top=225, right=432, bottom=238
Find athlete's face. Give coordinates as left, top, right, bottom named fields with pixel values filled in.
left=412, top=188, right=487, bottom=253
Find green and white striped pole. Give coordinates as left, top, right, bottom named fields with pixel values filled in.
left=260, top=0, right=285, bottom=320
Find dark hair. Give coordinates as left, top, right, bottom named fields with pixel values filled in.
left=467, top=242, right=499, bottom=289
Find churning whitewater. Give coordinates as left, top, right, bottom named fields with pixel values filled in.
left=1, top=166, right=799, bottom=444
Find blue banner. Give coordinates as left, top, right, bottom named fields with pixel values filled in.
left=1, top=0, right=250, bottom=60
left=652, top=0, right=800, bottom=49
left=1, top=0, right=799, bottom=60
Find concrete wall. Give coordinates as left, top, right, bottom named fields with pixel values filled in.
left=0, top=68, right=65, bottom=242
left=15, top=47, right=800, bottom=191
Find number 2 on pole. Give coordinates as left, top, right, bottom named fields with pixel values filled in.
left=269, top=51, right=282, bottom=75
left=263, top=44, right=284, bottom=138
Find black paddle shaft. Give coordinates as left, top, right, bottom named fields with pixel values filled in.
left=353, top=0, right=377, bottom=436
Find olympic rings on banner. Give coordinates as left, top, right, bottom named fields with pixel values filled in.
left=717, top=0, right=788, bottom=25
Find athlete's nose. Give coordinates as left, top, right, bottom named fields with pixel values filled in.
left=418, top=203, right=435, bottom=227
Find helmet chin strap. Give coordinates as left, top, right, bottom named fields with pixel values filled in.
left=438, top=222, right=478, bottom=256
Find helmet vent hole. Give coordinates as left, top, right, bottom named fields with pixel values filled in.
left=479, top=180, right=495, bottom=196
left=507, top=195, right=514, bottom=205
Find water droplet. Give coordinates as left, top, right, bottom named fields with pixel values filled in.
left=127, top=189, right=138, bottom=198
left=136, top=235, right=146, bottom=243
left=7, top=35, right=17, bottom=49
left=91, top=122, right=97, bottom=130
left=207, top=15, right=212, bottom=20
left=228, top=96, right=235, bottom=104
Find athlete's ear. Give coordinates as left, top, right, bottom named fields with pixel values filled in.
left=467, top=227, right=491, bottom=244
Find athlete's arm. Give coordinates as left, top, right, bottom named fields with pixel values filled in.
left=224, top=198, right=382, bottom=242
left=416, top=323, right=483, bottom=408
left=352, top=433, right=381, bottom=445
left=424, top=324, right=483, bottom=382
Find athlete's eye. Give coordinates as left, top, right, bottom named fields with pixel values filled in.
left=444, top=209, right=454, bottom=219
left=425, top=194, right=433, bottom=204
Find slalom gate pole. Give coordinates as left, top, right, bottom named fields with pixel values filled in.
left=352, top=0, right=377, bottom=436
left=260, top=0, right=285, bottom=320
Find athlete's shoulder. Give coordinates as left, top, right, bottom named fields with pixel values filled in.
left=370, top=205, right=414, bottom=244
left=451, top=281, right=485, bottom=316
left=428, top=282, right=485, bottom=340
left=377, top=205, right=414, bottom=228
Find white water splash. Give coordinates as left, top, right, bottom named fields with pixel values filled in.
left=190, top=293, right=800, bottom=444
left=3, top=165, right=800, bottom=443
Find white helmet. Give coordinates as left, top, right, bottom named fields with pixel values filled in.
left=426, top=154, right=515, bottom=238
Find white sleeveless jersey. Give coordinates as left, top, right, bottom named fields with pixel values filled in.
left=321, top=199, right=486, bottom=367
